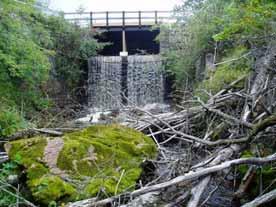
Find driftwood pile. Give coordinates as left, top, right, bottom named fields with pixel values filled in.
left=66, top=47, right=276, bottom=207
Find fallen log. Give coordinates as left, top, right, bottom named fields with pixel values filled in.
left=4, top=129, right=40, bottom=141
left=4, top=128, right=64, bottom=142
left=33, top=128, right=63, bottom=136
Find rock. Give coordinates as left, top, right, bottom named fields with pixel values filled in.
left=120, top=192, right=161, bottom=207
left=7, top=175, right=18, bottom=185
left=5, top=125, right=157, bottom=205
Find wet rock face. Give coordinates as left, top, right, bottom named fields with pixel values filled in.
left=5, top=125, right=157, bottom=205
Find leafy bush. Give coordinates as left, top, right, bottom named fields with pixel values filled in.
left=160, top=0, right=276, bottom=89
left=0, top=0, right=52, bottom=124
left=197, top=66, right=249, bottom=95
left=0, top=105, right=27, bottom=137
left=195, top=47, right=251, bottom=101
left=0, top=1, right=101, bottom=133
left=45, top=15, right=103, bottom=90
left=159, top=0, right=228, bottom=87
left=0, top=157, right=21, bottom=207
left=213, top=0, right=276, bottom=44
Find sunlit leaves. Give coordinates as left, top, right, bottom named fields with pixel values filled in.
left=213, top=0, right=276, bottom=42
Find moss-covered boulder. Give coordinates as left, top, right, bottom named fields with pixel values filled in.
left=5, top=125, right=157, bottom=205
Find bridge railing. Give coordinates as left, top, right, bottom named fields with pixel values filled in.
left=64, top=11, right=175, bottom=28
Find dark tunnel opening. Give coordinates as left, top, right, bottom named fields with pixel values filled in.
left=96, top=28, right=160, bottom=56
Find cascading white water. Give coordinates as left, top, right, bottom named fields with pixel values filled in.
left=88, top=56, right=122, bottom=109
left=88, top=55, right=164, bottom=110
left=127, top=55, right=164, bottom=106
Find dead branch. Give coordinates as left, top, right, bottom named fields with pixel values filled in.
left=241, top=188, right=276, bottom=207
left=160, top=113, right=276, bottom=146
left=187, top=176, right=211, bottom=207
left=235, top=166, right=256, bottom=198
left=164, top=191, right=190, bottom=207
left=201, top=104, right=253, bottom=128
left=209, top=75, right=247, bottom=100
left=66, top=154, right=276, bottom=207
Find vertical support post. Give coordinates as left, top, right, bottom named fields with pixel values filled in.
left=90, top=12, right=93, bottom=28
left=155, top=10, right=158, bottom=24
left=138, top=11, right=141, bottom=27
left=122, top=11, right=125, bottom=28
left=106, top=11, right=109, bottom=27
left=121, top=56, right=128, bottom=105
left=122, top=30, right=127, bottom=52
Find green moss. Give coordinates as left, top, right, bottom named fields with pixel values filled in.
left=6, top=125, right=157, bottom=205
left=7, top=137, right=47, bottom=168
left=27, top=163, right=49, bottom=180
left=84, top=168, right=142, bottom=198
left=57, top=125, right=156, bottom=197
left=28, top=176, right=76, bottom=204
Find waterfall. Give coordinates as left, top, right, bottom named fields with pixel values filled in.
left=88, top=56, right=122, bottom=109
left=88, top=55, right=164, bottom=110
left=127, top=55, right=164, bottom=106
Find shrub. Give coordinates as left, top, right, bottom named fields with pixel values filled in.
left=0, top=105, right=27, bottom=137
left=195, top=46, right=251, bottom=101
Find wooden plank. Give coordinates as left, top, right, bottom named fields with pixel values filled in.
left=139, top=11, right=141, bottom=27
left=106, top=11, right=109, bottom=26
left=90, top=12, right=93, bottom=27
left=122, top=11, right=125, bottom=27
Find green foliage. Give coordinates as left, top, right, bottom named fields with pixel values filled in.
left=0, top=104, right=28, bottom=136
left=0, top=157, right=21, bottom=207
left=238, top=149, right=276, bottom=206
left=213, top=0, right=276, bottom=43
left=45, top=15, right=103, bottom=90
left=159, top=0, right=229, bottom=86
left=0, top=0, right=52, bottom=103
left=195, top=47, right=251, bottom=101
left=161, top=0, right=276, bottom=89
left=0, top=0, right=52, bottom=135
left=0, top=192, right=17, bottom=207
left=0, top=1, right=100, bottom=135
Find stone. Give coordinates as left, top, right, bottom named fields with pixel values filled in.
left=5, top=125, right=157, bottom=205
left=120, top=192, right=161, bottom=207
left=7, top=175, right=18, bottom=185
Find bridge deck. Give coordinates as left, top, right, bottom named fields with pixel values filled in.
left=64, top=11, right=174, bottom=28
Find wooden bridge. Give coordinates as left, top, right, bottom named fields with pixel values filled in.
left=64, top=10, right=174, bottom=30
left=64, top=11, right=175, bottom=55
